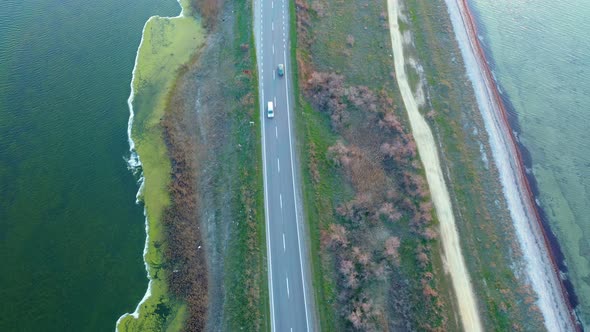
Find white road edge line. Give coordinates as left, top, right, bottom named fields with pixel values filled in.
left=284, top=48, right=312, bottom=331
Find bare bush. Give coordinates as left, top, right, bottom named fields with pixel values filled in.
left=422, top=227, right=438, bottom=240
left=326, top=223, right=349, bottom=248
left=346, top=34, right=355, bottom=47
left=352, top=246, right=371, bottom=266
left=385, top=236, right=401, bottom=264
left=417, top=251, right=430, bottom=268
left=346, top=85, right=378, bottom=112
left=339, top=259, right=359, bottom=289
left=380, top=138, right=416, bottom=165
left=378, top=111, right=404, bottom=133
left=378, top=202, right=402, bottom=222
left=402, top=170, right=428, bottom=198
left=347, top=297, right=379, bottom=331
left=305, top=72, right=347, bottom=128
left=311, top=1, right=326, bottom=17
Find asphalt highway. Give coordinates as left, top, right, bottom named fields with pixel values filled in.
left=253, top=0, right=315, bottom=330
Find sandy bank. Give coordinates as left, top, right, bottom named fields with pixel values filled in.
left=442, top=0, right=576, bottom=330
left=387, top=0, right=483, bottom=330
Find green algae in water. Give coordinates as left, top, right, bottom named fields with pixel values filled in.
left=116, top=4, right=205, bottom=331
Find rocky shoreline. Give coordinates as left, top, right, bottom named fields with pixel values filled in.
left=446, top=0, right=578, bottom=329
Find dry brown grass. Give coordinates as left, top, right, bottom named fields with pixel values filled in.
left=191, top=0, right=224, bottom=27
left=160, top=58, right=209, bottom=331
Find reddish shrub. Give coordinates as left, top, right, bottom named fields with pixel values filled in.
left=378, top=112, right=404, bottom=133
left=378, top=202, right=402, bottom=222
left=423, top=227, right=438, bottom=240
left=417, top=251, right=430, bottom=268
left=305, top=72, right=347, bottom=128
left=385, top=236, right=401, bottom=264
left=352, top=246, right=371, bottom=266
left=326, top=223, right=349, bottom=248
left=422, top=284, right=438, bottom=298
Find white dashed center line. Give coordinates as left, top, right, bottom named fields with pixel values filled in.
left=283, top=233, right=286, bottom=252
left=286, top=277, right=290, bottom=298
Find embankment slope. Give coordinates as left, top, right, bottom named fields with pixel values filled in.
left=387, top=0, right=483, bottom=330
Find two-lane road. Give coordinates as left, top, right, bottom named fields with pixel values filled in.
left=253, top=0, right=315, bottom=330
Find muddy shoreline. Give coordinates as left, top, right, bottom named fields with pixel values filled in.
left=465, top=3, right=581, bottom=316
left=458, top=0, right=580, bottom=328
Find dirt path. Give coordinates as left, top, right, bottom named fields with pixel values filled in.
left=386, top=1, right=483, bottom=330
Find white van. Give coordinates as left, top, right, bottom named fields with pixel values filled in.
left=267, top=101, right=274, bottom=118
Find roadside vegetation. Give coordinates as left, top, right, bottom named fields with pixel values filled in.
left=118, top=0, right=267, bottom=330
left=189, top=0, right=269, bottom=329
left=291, top=0, right=459, bottom=329
left=291, top=0, right=549, bottom=329
left=391, top=0, right=546, bottom=329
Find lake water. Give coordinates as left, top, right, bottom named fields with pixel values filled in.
left=468, top=0, right=590, bottom=327
left=0, top=0, right=177, bottom=330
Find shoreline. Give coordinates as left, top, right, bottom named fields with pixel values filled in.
left=117, top=15, right=155, bottom=327
left=466, top=4, right=581, bottom=314
left=116, top=0, right=191, bottom=329
left=445, top=0, right=578, bottom=329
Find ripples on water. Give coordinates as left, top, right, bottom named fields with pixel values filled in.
left=469, top=0, right=590, bottom=327
left=0, top=0, right=178, bottom=330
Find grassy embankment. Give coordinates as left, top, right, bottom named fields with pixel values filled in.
left=217, top=0, right=269, bottom=329
left=398, top=0, right=546, bottom=329
left=290, top=0, right=458, bottom=329
left=117, top=0, right=204, bottom=330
